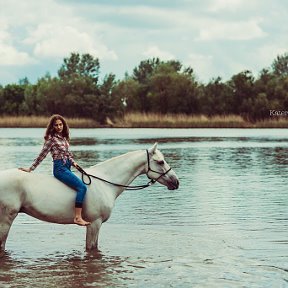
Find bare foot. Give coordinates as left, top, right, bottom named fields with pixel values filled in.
left=74, top=217, right=90, bottom=226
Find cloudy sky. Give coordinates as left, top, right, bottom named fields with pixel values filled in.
left=0, top=0, right=287, bottom=85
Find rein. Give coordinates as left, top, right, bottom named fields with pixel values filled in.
left=75, top=150, right=172, bottom=191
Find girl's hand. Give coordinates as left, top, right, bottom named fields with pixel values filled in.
left=19, top=167, right=32, bottom=173
left=73, top=162, right=79, bottom=169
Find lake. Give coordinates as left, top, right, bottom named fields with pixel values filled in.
left=0, top=128, right=287, bottom=287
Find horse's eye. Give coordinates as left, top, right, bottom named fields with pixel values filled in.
left=158, top=160, right=164, bottom=165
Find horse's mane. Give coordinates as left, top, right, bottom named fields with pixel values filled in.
left=89, top=150, right=141, bottom=169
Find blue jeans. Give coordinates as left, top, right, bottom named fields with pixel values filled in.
left=53, top=159, right=87, bottom=208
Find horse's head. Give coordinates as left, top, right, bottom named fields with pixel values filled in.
left=146, top=143, right=179, bottom=190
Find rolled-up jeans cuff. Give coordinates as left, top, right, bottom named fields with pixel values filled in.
left=75, top=202, right=83, bottom=208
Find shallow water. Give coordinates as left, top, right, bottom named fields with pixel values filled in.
left=0, top=128, right=287, bottom=287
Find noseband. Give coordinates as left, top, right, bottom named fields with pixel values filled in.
left=76, top=150, right=172, bottom=190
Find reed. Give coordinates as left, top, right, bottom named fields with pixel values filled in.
left=0, top=114, right=287, bottom=128
left=114, top=113, right=251, bottom=128
left=0, top=116, right=99, bottom=128
left=253, top=117, right=288, bottom=128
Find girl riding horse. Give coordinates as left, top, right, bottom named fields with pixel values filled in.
left=19, top=114, right=90, bottom=226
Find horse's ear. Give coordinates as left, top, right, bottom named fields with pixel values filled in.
left=149, top=142, right=158, bottom=154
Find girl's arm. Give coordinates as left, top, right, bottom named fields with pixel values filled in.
left=19, top=138, right=53, bottom=172
left=29, top=138, right=53, bottom=171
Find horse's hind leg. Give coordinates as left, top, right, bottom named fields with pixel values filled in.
left=0, top=205, right=18, bottom=257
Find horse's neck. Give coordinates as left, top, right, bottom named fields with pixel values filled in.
left=88, top=150, right=146, bottom=198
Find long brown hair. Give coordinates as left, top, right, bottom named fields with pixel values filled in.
left=44, top=114, right=70, bottom=141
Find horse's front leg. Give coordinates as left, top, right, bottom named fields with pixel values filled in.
left=86, top=218, right=102, bottom=251
left=0, top=205, right=18, bottom=257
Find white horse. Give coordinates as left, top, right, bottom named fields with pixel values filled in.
left=0, top=143, right=179, bottom=257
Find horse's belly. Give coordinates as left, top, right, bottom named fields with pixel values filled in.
left=20, top=201, right=75, bottom=224
left=21, top=174, right=77, bottom=224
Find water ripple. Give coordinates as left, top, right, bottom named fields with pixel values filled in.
left=0, top=128, right=288, bottom=287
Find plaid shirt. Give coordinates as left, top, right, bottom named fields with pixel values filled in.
left=30, top=134, right=74, bottom=171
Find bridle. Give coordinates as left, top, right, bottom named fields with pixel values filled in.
left=145, top=150, right=172, bottom=184
left=76, top=150, right=172, bottom=190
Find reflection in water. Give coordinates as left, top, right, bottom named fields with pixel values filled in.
left=0, top=251, right=131, bottom=288
left=73, top=151, right=100, bottom=167
left=71, top=138, right=99, bottom=146
left=0, top=128, right=288, bottom=287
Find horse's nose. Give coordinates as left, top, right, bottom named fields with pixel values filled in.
left=170, top=177, right=179, bottom=189
left=174, top=179, right=179, bottom=189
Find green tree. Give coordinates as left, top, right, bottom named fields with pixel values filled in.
left=129, top=58, right=197, bottom=113
left=0, top=85, right=4, bottom=114
left=58, top=52, right=100, bottom=84
left=272, top=53, right=288, bottom=77
left=228, top=70, right=255, bottom=116
left=148, top=62, right=199, bottom=114
left=95, top=73, right=123, bottom=123
left=60, top=76, right=99, bottom=117
left=36, top=75, right=64, bottom=115
left=56, top=53, right=105, bottom=120
left=132, top=58, right=166, bottom=112
left=1, top=83, right=26, bottom=115
left=113, top=77, right=141, bottom=111
left=241, top=93, right=270, bottom=121
left=132, top=58, right=161, bottom=84
left=254, top=68, right=288, bottom=117
left=22, top=84, right=38, bottom=115
left=199, top=77, right=234, bottom=116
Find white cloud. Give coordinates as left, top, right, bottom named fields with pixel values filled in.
left=0, top=70, right=18, bottom=84
left=186, top=53, right=214, bottom=81
left=196, top=18, right=266, bottom=41
left=143, top=46, right=174, bottom=60
left=0, top=0, right=118, bottom=65
left=0, top=44, right=33, bottom=66
left=253, top=44, right=288, bottom=73
left=25, top=23, right=117, bottom=60
left=209, top=0, right=247, bottom=12
left=0, top=22, right=35, bottom=66
left=0, top=0, right=286, bottom=84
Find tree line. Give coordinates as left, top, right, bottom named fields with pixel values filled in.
left=0, top=52, right=287, bottom=123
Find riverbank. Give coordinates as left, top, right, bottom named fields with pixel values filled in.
left=0, top=113, right=287, bottom=128
left=0, top=116, right=98, bottom=128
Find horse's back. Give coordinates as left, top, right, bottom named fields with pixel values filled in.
left=0, top=168, right=115, bottom=224
left=0, top=169, right=26, bottom=210
left=0, top=168, right=24, bottom=194
left=0, top=168, right=60, bottom=196
left=0, top=169, right=76, bottom=222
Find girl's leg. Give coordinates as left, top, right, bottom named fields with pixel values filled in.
left=53, top=160, right=90, bottom=226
